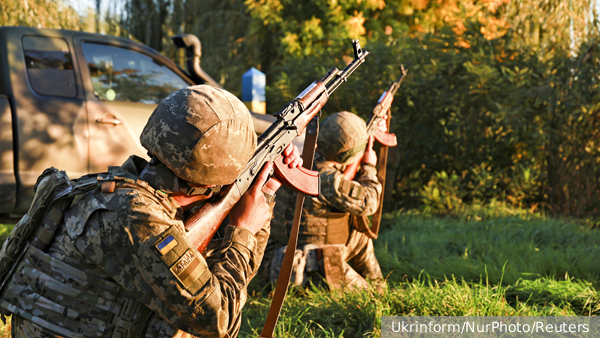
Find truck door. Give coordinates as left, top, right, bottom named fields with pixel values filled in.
left=4, top=34, right=87, bottom=214
left=75, top=38, right=192, bottom=173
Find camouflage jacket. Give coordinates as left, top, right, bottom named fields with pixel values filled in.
left=270, top=152, right=381, bottom=247
left=304, top=152, right=382, bottom=217
left=13, top=155, right=270, bottom=338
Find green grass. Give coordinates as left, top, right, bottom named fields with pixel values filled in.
left=239, top=213, right=600, bottom=337
left=240, top=277, right=600, bottom=338
left=2, top=214, right=600, bottom=337
left=376, top=212, right=600, bottom=286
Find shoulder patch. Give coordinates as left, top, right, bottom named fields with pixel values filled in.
left=156, top=234, right=178, bottom=255
left=154, top=227, right=210, bottom=295
left=171, top=250, right=206, bottom=290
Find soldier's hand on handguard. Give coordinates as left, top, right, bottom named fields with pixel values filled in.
left=361, top=136, right=377, bottom=166
left=230, top=144, right=301, bottom=235
left=230, top=161, right=274, bottom=235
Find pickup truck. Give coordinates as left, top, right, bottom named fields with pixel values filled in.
left=0, top=26, right=280, bottom=216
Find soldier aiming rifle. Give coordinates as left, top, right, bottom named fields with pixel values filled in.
left=265, top=66, right=407, bottom=293
left=0, top=41, right=369, bottom=338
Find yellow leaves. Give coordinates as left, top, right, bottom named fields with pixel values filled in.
left=403, top=6, right=414, bottom=15
left=416, top=0, right=510, bottom=40
left=478, top=16, right=510, bottom=40
left=357, top=0, right=386, bottom=10
left=245, top=0, right=284, bottom=24
left=302, top=17, right=324, bottom=39
left=482, top=0, right=510, bottom=14
left=282, top=33, right=300, bottom=54
left=347, top=11, right=366, bottom=38
left=0, top=0, right=83, bottom=30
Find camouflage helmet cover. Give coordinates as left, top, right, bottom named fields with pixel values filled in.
left=140, top=85, right=257, bottom=186
left=317, top=111, right=368, bottom=165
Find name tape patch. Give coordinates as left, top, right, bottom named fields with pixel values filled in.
left=171, top=250, right=203, bottom=288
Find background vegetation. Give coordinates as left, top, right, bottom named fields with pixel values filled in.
left=2, top=0, right=599, bottom=216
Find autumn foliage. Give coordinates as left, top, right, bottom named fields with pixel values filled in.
left=3, top=0, right=600, bottom=216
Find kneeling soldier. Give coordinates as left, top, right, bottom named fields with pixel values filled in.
left=3, top=85, right=300, bottom=338
left=265, top=111, right=385, bottom=291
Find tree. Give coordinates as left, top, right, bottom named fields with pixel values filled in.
left=0, top=0, right=83, bottom=30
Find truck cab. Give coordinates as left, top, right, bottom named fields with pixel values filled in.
left=0, top=27, right=278, bottom=215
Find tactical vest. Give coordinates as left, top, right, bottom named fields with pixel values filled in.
left=271, top=186, right=353, bottom=247
left=0, top=168, right=175, bottom=338
left=297, top=212, right=352, bottom=246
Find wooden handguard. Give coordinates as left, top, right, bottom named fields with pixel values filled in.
left=273, top=155, right=320, bottom=196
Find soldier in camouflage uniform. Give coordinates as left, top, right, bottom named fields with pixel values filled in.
left=5, top=85, right=301, bottom=338
left=265, top=111, right=386, bottom=290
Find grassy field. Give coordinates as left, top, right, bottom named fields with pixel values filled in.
left=239, top=213, right=600, bottom=337
left=1, top=212, right=599, bottom=337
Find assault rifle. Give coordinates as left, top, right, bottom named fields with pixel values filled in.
left=183, top=40, right=370, bottom=253
left=344, top=66, right=407, bottom=239
left=343, top=65, right=407, bottom=180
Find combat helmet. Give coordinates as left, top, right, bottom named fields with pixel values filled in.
left=317, top=111, right=368, bottom=165
left=140, top=85, right=257, bottom=186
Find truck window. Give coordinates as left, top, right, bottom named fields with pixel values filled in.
left=81, top=43, right=189, bottom=104
left=22, top=36, right=77, bottom=98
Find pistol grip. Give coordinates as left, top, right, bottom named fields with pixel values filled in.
left=273, top=155, right=320, bottom=197
left=374, top=130, right=397, bottom=147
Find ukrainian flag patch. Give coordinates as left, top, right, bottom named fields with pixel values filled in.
left=156, top=234, right=178, bottom=255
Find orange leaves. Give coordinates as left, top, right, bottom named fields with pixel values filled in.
left=411, top=0, right=429, bottom=11
left=347, top=11, right=367, bottom=38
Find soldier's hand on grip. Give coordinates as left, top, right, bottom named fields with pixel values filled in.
left=361, top=136, right=377, bottom=166
left=230, top=161, right=275, bottom=235
left=378, top=114, right=388, bottom=133
left=282, top=143, right=303, bottom=168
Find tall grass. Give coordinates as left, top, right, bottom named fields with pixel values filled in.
left=240, top=277, right=599, bottom=337
left=239, top=213, right=600, bottom=337
left=376, top=213, right=600, bottom=286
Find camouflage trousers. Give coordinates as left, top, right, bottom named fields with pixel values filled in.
left=267, top=230, right=383, bottom=290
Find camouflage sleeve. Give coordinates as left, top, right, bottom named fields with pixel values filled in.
left=78, top=188, right=271, bottom=338
left=318, top=163, right=382, bottom=216
left=203, top=200, right=274, bottom=338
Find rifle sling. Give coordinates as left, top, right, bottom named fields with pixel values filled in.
left=260, top=116, right=320, bottom=338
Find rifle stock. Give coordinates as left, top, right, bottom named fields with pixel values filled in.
left=183, top=185, right=241, bottom=251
